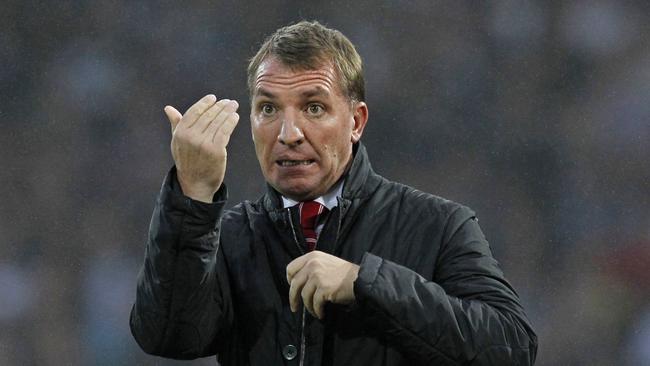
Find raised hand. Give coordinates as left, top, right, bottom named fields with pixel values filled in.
left=164, top=94, right=240, bottom=203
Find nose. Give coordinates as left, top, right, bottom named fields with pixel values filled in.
left=277, top=112, right=304, bottom=147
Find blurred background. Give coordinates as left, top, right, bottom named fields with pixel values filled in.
left=1, top=1, right=649, bottom=365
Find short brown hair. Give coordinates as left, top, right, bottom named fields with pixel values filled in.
left=247, top=20, right=365, bottom=102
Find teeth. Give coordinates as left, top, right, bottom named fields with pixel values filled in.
left=279, top=160, right=313, bottom=166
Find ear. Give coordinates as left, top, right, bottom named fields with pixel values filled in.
left=350, top=101, right=368, bottom=143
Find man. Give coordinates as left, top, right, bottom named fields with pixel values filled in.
left=130, top=21, right=537, bottom=365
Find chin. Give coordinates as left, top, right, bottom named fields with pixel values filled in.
left=279, top=188, right=314, bottom=201
left=275, top=182, right=319, bottom=201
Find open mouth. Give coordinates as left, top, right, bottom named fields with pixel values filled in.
left=277, top=159, right=315, bottom=167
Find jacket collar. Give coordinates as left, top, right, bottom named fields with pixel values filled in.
left=341, top=142, right=378, bottom=201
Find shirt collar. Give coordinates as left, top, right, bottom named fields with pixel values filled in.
left=281, top=179, right=344, bottom=210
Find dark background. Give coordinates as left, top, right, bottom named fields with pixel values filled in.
left=1, top=1, right=649, bottom=365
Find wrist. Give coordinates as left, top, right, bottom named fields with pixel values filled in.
left=183, top=190, right=215, bottom=203
left=177, top=177, right=219, bottom=203
left=347, top=264, right=360, bottom=302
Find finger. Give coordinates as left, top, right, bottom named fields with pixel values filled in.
left=164, top=106, right=182, bottom=133
left=301, top=278, right=318, bottom=317
left=313, top=288, right=327, bottom=319
left=190, top=98, right=231, bottom=131
left=211, top=110, right=240, bottom=146
left=288, top=269, right=308, bottom=312
left=287, top=253, right=312, bottom=284
left=204, top=100, right=238, bottom=138
left=182, top=94, right=217, bottom=128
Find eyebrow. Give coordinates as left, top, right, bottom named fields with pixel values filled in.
left=254, top=86, right=330, bottom=100
left=300, top=87, right=328, bottom=99
left=255, top=88, right=276, bottom=99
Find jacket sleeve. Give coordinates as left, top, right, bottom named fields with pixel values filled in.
left=353, top=206, right=537, bottom=365
left=129, top=167, right=234, bottom=359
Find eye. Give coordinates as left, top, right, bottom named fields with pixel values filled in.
left=306, top=104, right=324, bottom=116
left=260, top=103, right=276, bottom=116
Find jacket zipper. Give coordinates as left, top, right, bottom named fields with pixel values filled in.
left=287, top=209, right=306, bottom=366
left=287, top=208, right=305, bottom=256
left=334, top=197, right=347, bottom=250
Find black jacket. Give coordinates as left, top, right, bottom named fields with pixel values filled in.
left=130, top=143, right=537, bottom=365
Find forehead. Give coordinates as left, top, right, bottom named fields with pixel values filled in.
left=253, top=58, right=342, bottom=98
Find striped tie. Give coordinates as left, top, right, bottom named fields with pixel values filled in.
left=299, top=201, right=326, bottom=251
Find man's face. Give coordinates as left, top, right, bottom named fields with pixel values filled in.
left=250, top=58, right=368, bottom=201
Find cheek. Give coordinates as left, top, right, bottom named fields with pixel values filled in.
left=251, top=133, right=263, bottom=156
left=320, top=143, right=344, bottom=168
left=252, top=134, right=274, bottom=173
left=252, top=125, right=275, bottom=153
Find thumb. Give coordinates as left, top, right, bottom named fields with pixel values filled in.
left=164, top=105, right=182, bottom=132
